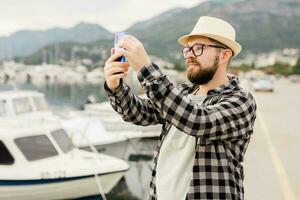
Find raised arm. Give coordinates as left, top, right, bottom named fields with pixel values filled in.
left=138, top=64, right=257, bottom=141
left=104, top=80, right=164, bottom=126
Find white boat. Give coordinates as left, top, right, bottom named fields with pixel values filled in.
left=0, top=90, right=53, bottom=120
left=0, top=89, right=160, bottom=160
left=0, top=90, right=130, bottom=159
left=0, top=90, right=159, bottom=199
left=57, top=70, right=85, bottom=84
left=0, top=119, right=129, bottom=200
left=16, top=65, right=63, bottom=86
left=85, top=68, right=104, bottom=85
left=61, top=114, right=129, bottom=159
left=84, top=100, right=162, bottom=140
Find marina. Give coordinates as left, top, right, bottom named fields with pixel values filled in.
left=0, top=71, right=160, bottom=199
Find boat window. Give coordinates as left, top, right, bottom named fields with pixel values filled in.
left=0, top=140, right=14, bottom=165
left=51, top=129, right=74, bottom=153
left=13, top=98, right=33, bottom=115
left=33, top=97, right=49, bottom=111
left=0, top=100, right=6, bottom=117
left=15, top=135, right=58, bottom=161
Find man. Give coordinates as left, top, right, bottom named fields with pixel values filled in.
left=104, top=16, right=257, bottom=200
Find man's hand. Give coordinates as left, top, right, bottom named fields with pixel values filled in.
left=104, top=49, right=129, bottom=92
left=119, top=35, right=151, bottom=71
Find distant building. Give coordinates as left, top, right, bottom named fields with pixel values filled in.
left=232, top=49, right=299, bottom=68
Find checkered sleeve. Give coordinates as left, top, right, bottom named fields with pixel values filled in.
left=104, top=80, right=165, bottom=126
left=138, top=63, right=257, bottom=141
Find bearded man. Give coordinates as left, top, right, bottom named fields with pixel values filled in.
left=103, top=16, right=257, bottom=200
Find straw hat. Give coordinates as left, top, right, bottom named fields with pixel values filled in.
left=178, top=16, right=242, bottom=57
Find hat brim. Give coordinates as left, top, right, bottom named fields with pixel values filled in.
left=178, top=33, right=242, bottom=57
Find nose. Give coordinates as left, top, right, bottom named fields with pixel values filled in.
left=186, top=49, right=195, bottom=59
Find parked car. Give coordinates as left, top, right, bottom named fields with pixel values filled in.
left=253, top=77, right=274, bottom=92
left=288, top=75, right=300, bottom=83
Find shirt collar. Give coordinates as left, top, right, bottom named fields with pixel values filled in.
left=207, top=74, right=239, bottom=95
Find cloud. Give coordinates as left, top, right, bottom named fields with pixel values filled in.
left=0, top=0, right=205, bottom=36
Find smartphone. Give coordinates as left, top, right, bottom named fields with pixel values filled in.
left=114, top=32, right=127, bottom=62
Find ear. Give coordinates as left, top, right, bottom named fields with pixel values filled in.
left=220, top=49, right=233, bottom=66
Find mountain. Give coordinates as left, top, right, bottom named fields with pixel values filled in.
left=126, top=0, right=300, bottom=61
left=0, top=22, right=112, bottom=60
left=12, top=0, right=300, bottom=66
left=16, top=39, right=113, bottom=67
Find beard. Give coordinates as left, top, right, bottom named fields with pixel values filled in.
left=187, top=56, right=219, bottom=85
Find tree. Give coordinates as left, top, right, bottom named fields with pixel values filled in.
left=292, top=57, right=300, bottom=74
left=269, top=62, right=292, bottom=76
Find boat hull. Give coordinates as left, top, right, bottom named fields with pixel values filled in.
left=0, top=171, right=126, bottom=200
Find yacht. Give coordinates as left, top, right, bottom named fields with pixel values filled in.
left=0, top=119, right=129, bottom=200
left=0, top=90, right=129, bottom=159
left=0, top=90, right=51, bottom=119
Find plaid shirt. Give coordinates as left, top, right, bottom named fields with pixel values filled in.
left=104, top=63, right=257, bottom=200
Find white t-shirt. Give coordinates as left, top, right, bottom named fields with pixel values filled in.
left=156, top=94, right=206, bottom=200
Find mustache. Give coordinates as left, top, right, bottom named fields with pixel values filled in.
left=186, top=58, right=200, bottom=66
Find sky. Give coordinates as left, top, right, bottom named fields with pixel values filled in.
left=0, top=0, right=207, bottom=37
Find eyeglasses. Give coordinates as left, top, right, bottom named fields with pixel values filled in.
left=182, top=43, right=227, bottom=59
